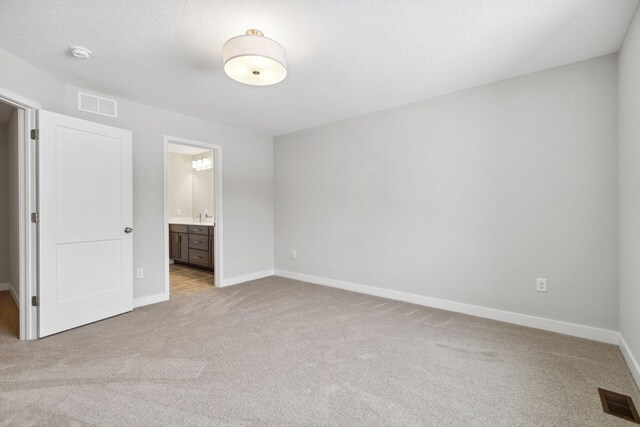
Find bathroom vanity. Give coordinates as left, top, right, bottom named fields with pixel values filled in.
left=167, top=146, right=216, bottom=272
left=169, top=222, right=215, bottom=271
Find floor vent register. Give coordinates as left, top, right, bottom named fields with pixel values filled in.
left=599, top=388, right=640, bottom=424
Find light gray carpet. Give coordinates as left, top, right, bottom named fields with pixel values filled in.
left=1, top=276, right=638, bottom=426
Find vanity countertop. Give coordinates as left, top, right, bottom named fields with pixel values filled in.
left=168, top=217, right=215, bottom=226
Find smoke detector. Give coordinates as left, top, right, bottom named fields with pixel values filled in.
left=70, top=46, right=92, bottom=59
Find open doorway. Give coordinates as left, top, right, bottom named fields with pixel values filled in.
left=0, top=90, right=133, bottom=340
left=0, top=89, right=38, bottom=341
left=0, top=102, right=21, bottom=339
left=163, top=136, right=222, bottom=299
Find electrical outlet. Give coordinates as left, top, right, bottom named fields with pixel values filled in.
left=291, top=249, right=297, bottom=258
left=137, top=268, right=144, bottom=279
left=536, top=278, right=547, bottom=292
left=177, top=209, right=181, bottom=215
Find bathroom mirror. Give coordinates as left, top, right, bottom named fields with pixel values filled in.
left=193, top=160, right=214, bottom=218
left=167, top=144, right=215, bottom=222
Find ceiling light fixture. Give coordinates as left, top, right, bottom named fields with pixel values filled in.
left=70, top=46, right=92, bottom=59
left=223, top=29, right=287, bottom=86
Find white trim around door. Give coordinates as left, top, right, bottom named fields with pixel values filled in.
left=163, top=135, right=223, bottom=301
left=0, top=86, right=41, bottom=340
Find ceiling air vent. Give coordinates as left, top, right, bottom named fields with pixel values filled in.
left=78, top=91, right=117, bottom=118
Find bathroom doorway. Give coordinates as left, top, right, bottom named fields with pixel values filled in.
left=163, top=136, right=222, bottom=299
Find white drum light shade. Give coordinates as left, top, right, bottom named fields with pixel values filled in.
left=223, top=29, right=287, bottom=86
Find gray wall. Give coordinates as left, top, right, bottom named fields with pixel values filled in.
left=275, top=55, right=619, bottom=330
left=619, top=7, right=640, bottom=372
left=0, top=46, right=274, bottom=300
left=168, top=153, right=193, bottom=218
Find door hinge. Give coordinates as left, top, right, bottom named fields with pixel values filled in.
left=31, top=212, right=40, bottom=224
left=30, top=129, right=39, bottom=140
left=31, top=296, right=38, bottom=307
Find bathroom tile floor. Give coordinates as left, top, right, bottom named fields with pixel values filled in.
left=170, top=263, right=215, bottom=297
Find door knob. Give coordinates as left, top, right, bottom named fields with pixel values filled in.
left=124, top=227, right=133, bottom=233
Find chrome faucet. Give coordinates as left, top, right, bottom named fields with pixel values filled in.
left=194, top=212, right=212, bottom=223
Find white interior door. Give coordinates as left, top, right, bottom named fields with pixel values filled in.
left=38, top=110, right=133, bottom=337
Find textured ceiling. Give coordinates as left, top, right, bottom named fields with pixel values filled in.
left=0, top=0, right=637, bottom=136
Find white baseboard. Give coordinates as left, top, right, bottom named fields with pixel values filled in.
left=275, top=269, right=619, bottom=345
left=619, top=334, right=640, bottom=388
left=133, top=292, right=169, bottom=308
left=8, top=284, right=18, bottom=306
left=221, top=269, right=275, bottom=287
left=0, top=282, right=8, bottom=291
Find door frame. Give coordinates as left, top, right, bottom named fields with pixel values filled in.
left=163, top=135, right=223, bottom=296
left=0, top=86, right=40, bottom=340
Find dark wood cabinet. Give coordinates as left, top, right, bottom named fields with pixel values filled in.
left=179, top=233, right=189, bottom=263
left=189, top=225, right=209, bottom=235
left=188, top=234, right=208, bottom=251
left=208, top=235, right=214, bottom=268
left=188, top=249, right=210, bottom=267
left=169, top=232, right=180, bottom=259
left=169, top=232, right=189, bottom=262
left=169, top=224, right=214, bottom=271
